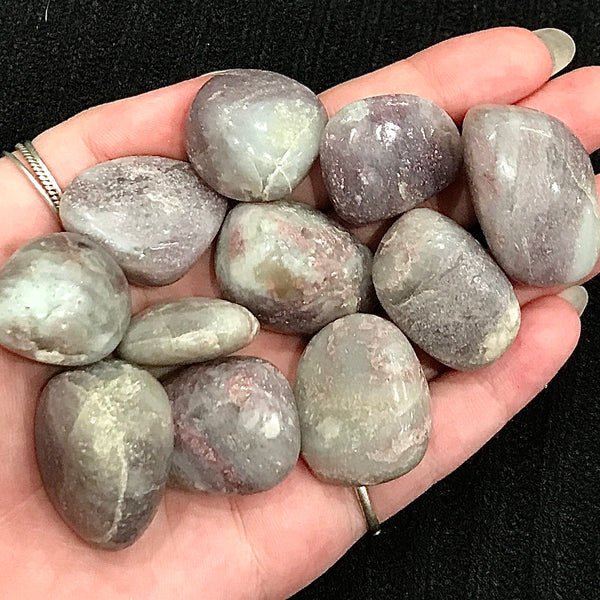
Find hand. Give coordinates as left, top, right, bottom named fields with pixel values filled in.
left=1, top=27, right=597, bottom=600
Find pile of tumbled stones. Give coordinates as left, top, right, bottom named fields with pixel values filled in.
left=0, top=69, right=597, bottom=549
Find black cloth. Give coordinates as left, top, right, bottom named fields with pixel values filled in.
left=0, top=1, right=598, bottom=598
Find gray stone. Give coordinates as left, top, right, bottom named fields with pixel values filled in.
left=186, top=69, right=327, bottom=202
left=463, top=104, right=600, bottom=286
left=60, top=156, right=228, bottom=286
left=163, top=357, right=300, bottom=494
left=320, top=94, right=462, bottom=225
left=215, top=200, right=374, bottom=335
left=118, top=298, right=259, bottom=366
left=373, top=208, right=520, bottom=370
left=0, top=233, right=130, bottom=366
left=35, top=360, right=174, bottom=549
left=295, top=313, right=431, bottom=486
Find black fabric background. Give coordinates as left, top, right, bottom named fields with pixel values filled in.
left=0, top=1, right=598, bottom=598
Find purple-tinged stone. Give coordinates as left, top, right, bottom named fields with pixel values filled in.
left=35, top=360, right=174, bottom=549
left=60, top=156, right=228, bottom=286
left=320, top=94, right=462, bottom=225
left=463, top=105, right=600, bottom=286
left=373, top=208, right=520, bottom=370
left=0, top=233, right=130, bottom=366
left=295, top=314, right=431, bottom=486
left=163, top=357, right=300, bottom=494
left=186, top=69, right=327, bottom=202
left=117, top=298, right=259, bottom=366
left=215, top=200, right=374, bottom=335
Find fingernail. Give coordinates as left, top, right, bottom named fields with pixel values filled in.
left=201, top=69, right=231, bottom=78
left=533, top=28, right=576, bottom=76
left=558, top=285, right=588, bottom=316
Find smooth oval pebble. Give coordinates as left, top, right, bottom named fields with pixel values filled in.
left=60, top=156, right=228, bottom=286
left=320, top=94, right=462, bottom=225
left=0, top=232, right=130, bottom=366
left=186, top=69, right=327, bottom=201
left=35, top=360, right=174, bottom=549
left=295, top=313, right=431, bottom=486
left=373, top=208, right=521, bottom=370
left=463, top=104, right=600, bottom=286
left=215, top=200, right=374, bottom=335
left=163, top=357, right=300, bottom=494
left=117, top=298, right=259, bottom=366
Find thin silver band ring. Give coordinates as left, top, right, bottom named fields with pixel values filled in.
left=355, top=486, right=381, bottom=535
left=3, top=141, right=62, bottom=213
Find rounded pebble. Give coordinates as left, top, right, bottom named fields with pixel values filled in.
left=373, top=208, right=521, bottom=370
left=0, top=232, right=130, bottom=366
left=215, top=200, right=374, bottom=335
left=35, top=360, right=174, bottom=549
left=186, top=69, right=327, bottom=201
left=295, top=314, right=431, bottom=486
left=117, top=298, right=259, bottom=366
left=60, top=156, right=228, bottom=286
left=163, top=357, right=300, bottom=494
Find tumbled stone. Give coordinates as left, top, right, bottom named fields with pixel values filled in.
left=0, top=233, right=130, bottom=366
left=463, top=105, right=600, bottom=286
left=35, top=360, right=174, bottom=549
left=60, top=156, right=228, bottom=286
left=295, top=313, right=431, bottom=486
left=320, top=94, right=462, bottom=225
left=118, top=298, right=259, bottom=366
left=215, top=200, right=374, bottom=335
left=163, top=357, right=300, bottom=494
left=186, top=69, right=327, bottom=201
left=373, top=208, right=520, bottom=370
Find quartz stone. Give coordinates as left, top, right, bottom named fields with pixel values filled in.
left=186, top=69, right=327, bottom=202
left=373, top=208, right=520, bottom=370
left=0, top=233, right=130, bottom=366
left=35, top=360, right=174, bottom=549
left=60, top=156, right=228, bottom=286
left=295, top=313, right=431, bottom=486
left=163, top=357, right=300, bottom=494
left=215, top=200, right=374, bottom=335
left=117, top=298, right=259, bottom=366
left=320, top=94, right=462, bottom=225
left=463, top=105, right=600, bottom=286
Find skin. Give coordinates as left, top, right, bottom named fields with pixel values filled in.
left=0, top=27, right=598, bottom=599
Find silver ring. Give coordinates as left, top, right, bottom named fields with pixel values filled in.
left=355, top=486, right=381, bottom=535
left=3, top=141, right=62, bottom=213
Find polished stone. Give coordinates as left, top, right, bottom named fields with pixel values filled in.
left=0, top=233, right=130, bottom=366
left=163, top=357, right=300, bottom=494
left=186, top=69, right=327, bottom=201
left=463, top=105, right=600, bottom=286
left=295, top=313, right=431, bottom=486
left=373, top=208, right=520, bottom=370
left=118, top=298, right=259, bottom=366
left=60, top=156, right=228, bottom=286
left=320, top=94, right=462, bottom=224
left=215, top=200, right=374, bottom=335
left=35, top=360, right=174, bottom=549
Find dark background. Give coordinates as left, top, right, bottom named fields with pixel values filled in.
left=0, top=1, right=598, bottom=598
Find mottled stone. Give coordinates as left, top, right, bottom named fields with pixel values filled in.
left=215, top=200, right=374, bottom=335
left=35, top=360, right=174, bottom=549
left=118, top=298, right=259, bottom=366
left=373, top=208, right=520, bottom=370
left=186, top=69, right=327, bottom=201
left=463, top=105, right=600, bottom=286
left=0, top=233, right=130, bottom=366
left=60, top=156, right=228, bottom=286
left=163, top=357, right=300, bottom=494
left=295, top=314, right=431, bottom=486
left=320, top=94, right=462, bottom=225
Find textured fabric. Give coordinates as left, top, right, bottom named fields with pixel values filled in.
left=0, top=1, right=598, bottom=598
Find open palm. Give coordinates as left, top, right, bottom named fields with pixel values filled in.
left=1, top=27, right=598, bottom=600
